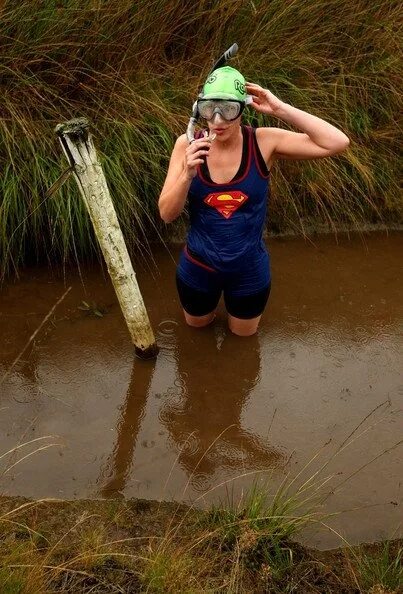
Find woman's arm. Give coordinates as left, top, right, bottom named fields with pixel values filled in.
left=246, top=82, right=350, bottom=160
left=158, top=134, right=211, bottom=223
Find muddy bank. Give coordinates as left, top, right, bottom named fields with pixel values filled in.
left=0, top=495, right=401, bottom=593
left=0, top=232, right=402, bottom=550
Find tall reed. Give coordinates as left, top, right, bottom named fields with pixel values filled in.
left=0, top=0, right=401, bottom=274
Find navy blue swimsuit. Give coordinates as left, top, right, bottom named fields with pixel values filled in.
left=177, top=125, right=271, bottom=302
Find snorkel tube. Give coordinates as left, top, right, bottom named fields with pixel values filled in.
left=186, top=43, right=239, bottom=143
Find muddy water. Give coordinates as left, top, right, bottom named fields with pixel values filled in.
left=0, top=233, right=402, bottom=549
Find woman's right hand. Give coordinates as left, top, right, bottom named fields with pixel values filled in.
left=184, top=137, right=212, bottom=179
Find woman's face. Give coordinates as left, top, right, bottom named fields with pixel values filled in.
left=206, top=112, right=242, bottom=141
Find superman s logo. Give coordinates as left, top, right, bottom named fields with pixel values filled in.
left=204, top=191, right=249, bottom=219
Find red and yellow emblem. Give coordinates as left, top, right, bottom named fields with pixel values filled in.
left=204, top=191, right=248, bottom=219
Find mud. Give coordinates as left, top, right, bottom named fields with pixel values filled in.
left=0, top=232, right=402, bottom=549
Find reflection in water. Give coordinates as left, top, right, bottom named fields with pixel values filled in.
left=96, top=319, right=178, bottom=498
left=159, top=324, right=284, bottom=490
left=96, top=322, right=283, bottom=498
left=97, top=358, right=156, bottom=497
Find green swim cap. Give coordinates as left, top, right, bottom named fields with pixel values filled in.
left=201, top=66, right=247, bottom=101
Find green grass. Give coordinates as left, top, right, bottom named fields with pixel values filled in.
left=0, top=568, right=28, bottom=594
left=189, top=476, right=327, bottom=592
left=353, top=541, right=402, bottom=592
left=0, top=0, right=402, bottom=275
left=140, top=547, right=204, bottom=593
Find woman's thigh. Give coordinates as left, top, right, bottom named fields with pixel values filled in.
left=176, top=275, right=221, bottom=326
left=225, top=284, right=271, bottom=336
left=227, top=314, right=262, bottom=336
left=176, top=248, right=222, bottom=323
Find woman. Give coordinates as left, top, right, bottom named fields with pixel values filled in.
left=158, top=66, right=349, bottom=336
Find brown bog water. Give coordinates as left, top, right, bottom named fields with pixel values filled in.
left=0, top=233, right=402, bottom=549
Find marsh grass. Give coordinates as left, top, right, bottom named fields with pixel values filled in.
left=140, top=543, right=214, bottom=593
left=197, top=474, right=325, bottom=553
left=3, top=495, right=401, bottom=593
left=0, top=499, right=142, bottom=593
left=0, top=0, right=402, bottom=275
left=351, top=541, right=402, bottom=593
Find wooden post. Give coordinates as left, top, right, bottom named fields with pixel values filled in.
left=55, top=118, right=158, bottom=359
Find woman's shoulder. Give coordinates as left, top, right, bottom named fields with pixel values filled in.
left=254, top=126, right=280, bottom=138
left=175, top=133, right=188, bottom=147
left=254, top=126, right=284, bottom=150
left=251, top=126, right=280, bottom=167
left=169, top=134, right=188, bottom=158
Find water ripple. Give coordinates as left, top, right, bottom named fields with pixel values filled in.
left=157, top=319, right=178, bottom=337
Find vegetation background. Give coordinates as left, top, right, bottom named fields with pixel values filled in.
left=0, top=0, right=402, bottom=275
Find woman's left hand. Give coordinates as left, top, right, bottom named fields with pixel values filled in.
left=245, top=82, right=285, bottom=116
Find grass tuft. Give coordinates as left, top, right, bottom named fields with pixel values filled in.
left=353, top=541, right=402, bottom=593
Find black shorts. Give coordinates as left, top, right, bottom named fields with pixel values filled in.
left=176, top=275, right=271, bottom=319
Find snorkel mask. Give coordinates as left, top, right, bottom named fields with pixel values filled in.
left=186, top=43, right=253, bottom=143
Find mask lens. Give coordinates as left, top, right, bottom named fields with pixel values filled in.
left=220, top=101, right=241, bottom=120
left=197, top=100, right=216, bottom=120
left=198, top=100, right=242, bottom=121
